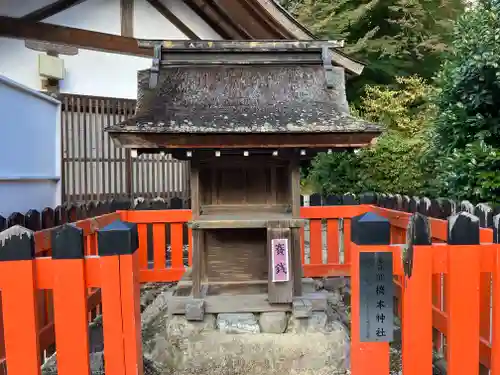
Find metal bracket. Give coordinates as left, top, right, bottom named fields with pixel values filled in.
left=148, top=43, right=162, bottom=89
left=322, top=46, right=334, bottom=89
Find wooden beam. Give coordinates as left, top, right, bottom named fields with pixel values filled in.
left=120, top=0, right=134, bottom=201
left=146, top=0, right=200, bottom=40
left=120, top=0, right=134, bottom=37
left=107, top=131, right=380, bottom=150
left=21, top=0, right=89, bottom=22
left=206, top=0, right=253, bottom=39
left=168, top=294, right=292, bottom=314
left=184, top=0, right=242, bottom=39
left=237, top=0, right=290, bottom=39
left=0, top=16, right=152, bottom=57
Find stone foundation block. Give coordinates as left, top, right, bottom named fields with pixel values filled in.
left=217, top=313, right=260, bottom=334
left=302, top=278, right=316, bottom=294
left=293, top=298, right=312, bottom=318
left=287, top=312, right=328, bottom=334
left=322, top=277, right=347, bottom=292
left=307, top=312, right=328, bottom=332
left=303, top=292, right=328, bottom=311
left=185, top=299, right=204, bottom=321
left=165, top=314, right=216, bottom=338
left=259, top=312, right=288, bottom=333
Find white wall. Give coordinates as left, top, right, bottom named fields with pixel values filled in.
left=0, top=75, right=61, bottom=216
left=0, top=0, right=221, bottom=99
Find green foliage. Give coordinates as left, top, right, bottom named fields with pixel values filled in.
left=432, top=141, right=500, bottom=202
left=307, top=76, right=435, bottom=196
left=360, top=76, right=435, bottom=135
left=356, top=132, right=427, bottom=194
left=308, top=151, right=361, bottom=195
left=289, top=0, right=500, bottom=203
left=280, top=0, right=465, bottom=102
left=427, top=0, right=500, bottom=204
left=433, top=2, right=500, bottom=151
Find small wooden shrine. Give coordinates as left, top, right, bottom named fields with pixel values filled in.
left=107, top=40, right=380, bottom=316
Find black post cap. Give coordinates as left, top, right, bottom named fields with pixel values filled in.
left=309, top=193, right=322, bottom=206
left=393, top=194, right=403, bottom=210
left=0, top=225, right=35, bottom=261
left=170, top=197, right=183, bottom=209
left=447, top=212, right=480, bottom=245
left=351, top=212, right=391, bottom=245
left=323, top=195, right=341, bottom=206
left=52, top=224, right=85, bottom=259
left=474, top=203, right=493, bottom=228
left=97, top=220, right=139, bottom=256
left=460, top=200, right=475, bottom=214
left=402, top=196, right=411, bottom=212
left=409, top=197, right=420, bottom=213
left=404, top=213, right=432, bottom=278
left=418, top=197, right=431, bottom=215
left=407, top=213, right=432, bottom=246
left=342, top=193, right=358, bottom=205
left=359, top=192, right=378, bottom=205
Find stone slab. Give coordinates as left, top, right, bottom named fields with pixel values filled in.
left=217, top=313, right=261, bottom=334
left=259, top=312, right=288, bottom=333
left=302, top=292, right=328, bottom=311
left=292, top=298, right=313, bottom=318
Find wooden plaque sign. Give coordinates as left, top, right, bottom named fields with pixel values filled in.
left=271, top=238, right=290, bottom=283
left=359, top=252, right=394, bottom=342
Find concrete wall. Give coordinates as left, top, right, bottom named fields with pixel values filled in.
left=0, top=0, right=221, bottom=99
left=0, top=75, right=61, bottom=216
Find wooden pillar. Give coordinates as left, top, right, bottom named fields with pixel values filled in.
left=121, top=0, right=134, bottom=200
left=289, top=158, right=303, bottom=296
left=190, top=161, right=204, bottom=298
left=192, top=228, right=204, bottom=298
left=267, top=221, right=293, bottom=303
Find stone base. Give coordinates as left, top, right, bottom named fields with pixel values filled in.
left=141, top=277, right=351, bottom=375
left=149, top=313, right=349, bottom=375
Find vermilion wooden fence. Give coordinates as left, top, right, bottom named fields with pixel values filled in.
left=0, top=205, right=498, bottom=375
left=119, top=209, right=192, bottom=282
left=0, top=212, right=120, bottom=375
left=0, top=218, right=143, bottom=375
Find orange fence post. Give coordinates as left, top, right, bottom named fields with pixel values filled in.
left=477, top=205, right=492, bottom=374
left=137, top=223, right=148, bottom=269
left=309, top=219, right=322, bottom=264
left=350, top=212, right=391, bottom=375
left=492, top=215, right=500, bottom=375
left=326, top=219, right=339, bottom=264
left=171, top=222, right=184, bottom=270
left=0, top=226, right=41, bottom=375
left=447, top=212, right=481, bottom=375
left=51, top=224, right=91, bottom=375
left=97, top=221, right=127, bottom=375
left=343, top=218, right=352, bottom=264
left=152, top=223, right=166, bottom=270
left=300, top=226, right=305, bottom=265
left=402, top=214, right=433, bottom=375
left=188, top=227, right=193, bottom=266
left=0, top=297, right=5, bottom=375
left=98, top=219, right=144, bottom=375
left=118, top=229, right=144, bottom=375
